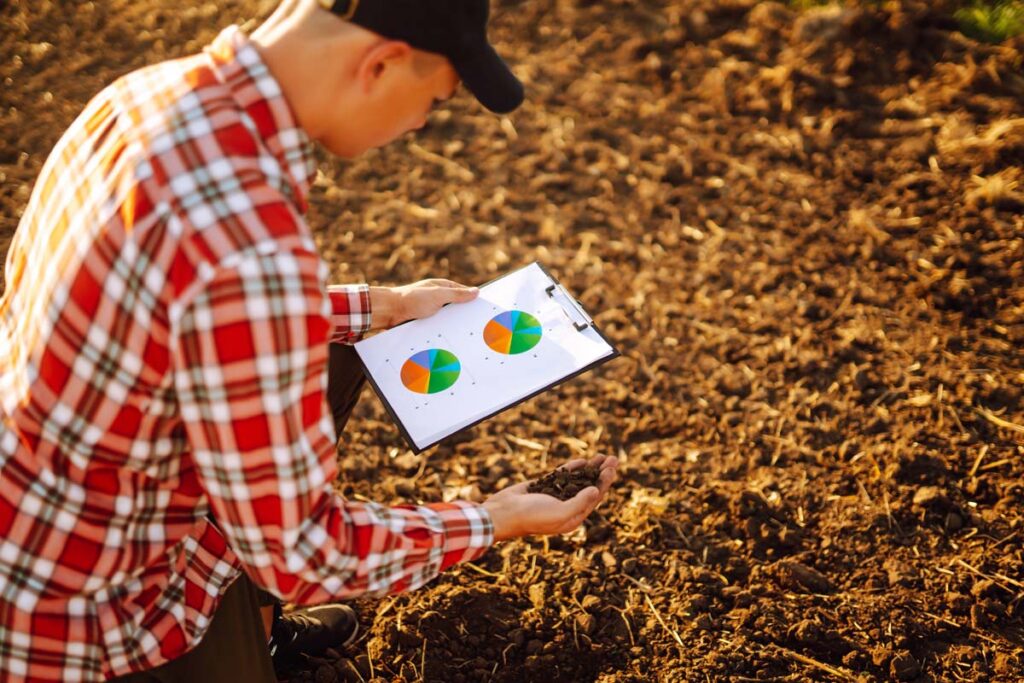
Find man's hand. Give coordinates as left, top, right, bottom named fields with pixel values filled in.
left=483, top=455, right=618, bottom=542
left=369, top=279, right=479, bottom=330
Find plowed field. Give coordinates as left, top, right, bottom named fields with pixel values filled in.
left=3, top=1, right=1023, bottom=681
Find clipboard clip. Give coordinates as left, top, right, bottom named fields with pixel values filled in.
left=546, top=283, right=593, bottom=332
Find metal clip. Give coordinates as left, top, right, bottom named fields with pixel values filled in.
left=546, top=284, right=592, bottom=332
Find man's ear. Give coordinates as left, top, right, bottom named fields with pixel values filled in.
left=357, top=40, right=414, bottom=93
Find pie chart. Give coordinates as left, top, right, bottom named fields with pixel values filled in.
left=484, top=310, right=543, bottom=355
left=401, top=349, right=461, bottom=394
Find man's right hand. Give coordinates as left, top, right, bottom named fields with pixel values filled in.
left=483, top=455, right=618, bottom=542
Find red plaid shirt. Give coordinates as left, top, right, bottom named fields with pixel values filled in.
left=0, top=27, right=493, bottom=681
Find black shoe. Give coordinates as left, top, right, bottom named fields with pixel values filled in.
left=269, top=604, right=359, bottom=667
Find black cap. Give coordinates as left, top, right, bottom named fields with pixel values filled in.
left=319, top=0, right=524, bottom=114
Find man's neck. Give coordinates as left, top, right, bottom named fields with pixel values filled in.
left=249, top=1, right=371, bottom=149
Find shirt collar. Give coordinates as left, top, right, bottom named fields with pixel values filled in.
left=205, top=26, right=318, bottom=212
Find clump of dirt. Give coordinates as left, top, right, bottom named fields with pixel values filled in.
left=527, top=464, right=602, bottom=500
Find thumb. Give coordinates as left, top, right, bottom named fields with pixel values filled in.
left=561, top=486, right=600, bottom=519
left=552, top=486, right=601, bottom=534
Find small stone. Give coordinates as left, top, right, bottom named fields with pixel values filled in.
left=525, top=639, right=544, bottom=655
left=581, top=594, right=602, bottom=611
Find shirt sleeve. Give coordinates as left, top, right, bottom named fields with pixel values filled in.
left=171, top=242, right=493, bottom=604
left=326, top=284, right=372, bottom=344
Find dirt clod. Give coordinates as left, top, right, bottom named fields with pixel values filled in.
left=527, top=465, right=601, bottom=501
left=891, top=651, right=922, bottom=681
left=777, top=561, right=835, bottom=594
left=912, top=486, right=951, bottom=509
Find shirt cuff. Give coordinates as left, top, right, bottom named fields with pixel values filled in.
left=326, top=284, right=372, bottom=344
left=425, top=501, right=495, bottom=571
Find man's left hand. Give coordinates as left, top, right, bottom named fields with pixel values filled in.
left=370, top=279, right=479, bottom=329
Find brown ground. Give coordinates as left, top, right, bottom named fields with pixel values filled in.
left=3, top=0, right=1024, bottom=681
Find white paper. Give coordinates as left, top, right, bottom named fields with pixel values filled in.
left=354, top=263, right=616, bottom=451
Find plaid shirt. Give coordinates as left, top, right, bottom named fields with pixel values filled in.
left=0, top=27, right=493, bottom=681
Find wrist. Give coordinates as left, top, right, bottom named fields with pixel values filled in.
left=483, top=498, right=514, bottom=542
left=368, top=286, right=403, bottom=330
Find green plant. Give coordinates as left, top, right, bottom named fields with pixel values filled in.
left=954, top=1, right=1024, bottom=43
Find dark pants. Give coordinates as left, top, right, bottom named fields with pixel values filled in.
left=113, top=344, right=366, bottom=682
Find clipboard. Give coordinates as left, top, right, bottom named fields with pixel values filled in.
left=353, top=262, right=620, bottom=453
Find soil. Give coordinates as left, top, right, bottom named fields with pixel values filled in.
left=528, top=464, right=603, bottom=500
left=3, top=1, right=1024, bottom=682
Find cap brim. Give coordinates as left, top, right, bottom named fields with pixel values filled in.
left=451, top=40, right=524, bottom=115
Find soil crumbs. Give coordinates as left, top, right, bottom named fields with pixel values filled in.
left=3, top=0, right=1024, bottom=682
left=528, top=465, right=602, bottom=500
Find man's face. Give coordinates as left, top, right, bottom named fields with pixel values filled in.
left=318, top=46, right=460, bottom=158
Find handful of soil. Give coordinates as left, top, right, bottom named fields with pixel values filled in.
left=527, top=464, right=601, bottom=501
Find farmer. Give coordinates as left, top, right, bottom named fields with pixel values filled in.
left=0, top=0, right=618, bottom=680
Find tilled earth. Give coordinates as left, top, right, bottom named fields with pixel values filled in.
left=3, top=1, right=1024, bottom=681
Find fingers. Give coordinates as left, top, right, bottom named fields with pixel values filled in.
left=560, top=458, right=590, bottom=472
left=425, top=280, right=478, bottom=304
left=564, top=454, right=610, bottom=470
left=596, top=456, right=618, bottom=494
left=447, top=286, right=479, bottom=302
left=556, top=455, right=617, bottom=498
left=426, top=278, right=477, bottom=291
left=597, top=465, right=617, bottom=495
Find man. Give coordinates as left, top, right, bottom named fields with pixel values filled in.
left=0, top=0, right=618, bottom=681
